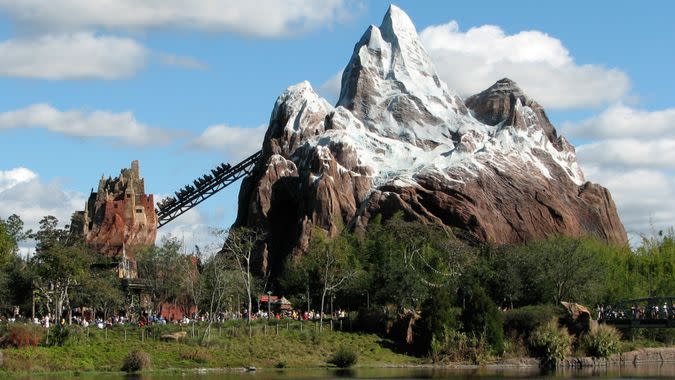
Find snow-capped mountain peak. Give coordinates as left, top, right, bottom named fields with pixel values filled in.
left=233, top=5, right=627, bottom=263
left=337, top=4, right=471, bottom=149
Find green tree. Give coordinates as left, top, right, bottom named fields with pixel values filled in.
left=362, top=215, right=468, bottom=310
left=306, top=230, right=359, bottom=331
left=635, top=228, right=675, bottom=297
left=460, top=285, right=504, bottom=354
left=31, top=216, right=92, bottom=321
left=136, top=237, right=185, bottom=313
left=415, top=286, right=456, bottom=356
left=219, top=227, right=265, bottom=330
left=76, top=265, right=125, bottom=321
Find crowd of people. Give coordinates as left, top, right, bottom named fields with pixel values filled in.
left=241, top=308, right=347, bottom=321
left=598, top=302, right=675, bottom=321
left=1, top=307, right=350, bottom=329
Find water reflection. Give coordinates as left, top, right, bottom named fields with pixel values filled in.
left=11, top=364, right=675, bottom=380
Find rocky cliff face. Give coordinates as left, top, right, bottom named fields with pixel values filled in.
left=72, top=160, right=156, bottom=274
left=234, top=5, right=627, bottom=275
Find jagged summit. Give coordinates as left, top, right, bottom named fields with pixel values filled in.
left=337, top=3, right=470, bottom=149
left=466, top=77, right=564, bottom=151
left=233, top=5, right=627, bottom=274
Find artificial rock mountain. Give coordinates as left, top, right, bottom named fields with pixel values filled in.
left=71, top=160, right=156, bottom=277
left=234, top=5, right=627, bottom=274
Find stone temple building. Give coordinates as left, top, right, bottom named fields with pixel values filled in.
left=71, top=160, right=157, bottom=278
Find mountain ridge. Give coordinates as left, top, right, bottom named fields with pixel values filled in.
left=233, top=5, right=627, bottom=275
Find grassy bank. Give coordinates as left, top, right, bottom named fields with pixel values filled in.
left=0, top=321, right=419, bottom=374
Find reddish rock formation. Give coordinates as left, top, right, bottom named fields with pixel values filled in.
left=233, top=6, right=627, bottom=275
left=72, top=160, right=157, bottom=277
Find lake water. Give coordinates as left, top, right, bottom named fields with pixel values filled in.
left=10, top=365, right=675, bottom=380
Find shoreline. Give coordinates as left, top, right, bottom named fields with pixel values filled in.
left=3, top=347, right=675, bottom=377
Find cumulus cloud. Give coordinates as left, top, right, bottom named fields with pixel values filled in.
left=570, top=104, right=675, bottom=238
left=563, top=104, right=675, bottom=139
left=0, top=167, right=38, bottom=192
left=0, top=103, right=173, bottom=145
left=581, top=165, right=675, bottom=240
left=0, top=32, right=147, bottom=80
left=418, top=21, right=630, bottom=109
left=0, top=0, right=357, bottom=38
left=0, top=168, right=86, bottom=245
left=577, top=139, right=675, bottom=170
left=189, top=124, right=267, bottom=161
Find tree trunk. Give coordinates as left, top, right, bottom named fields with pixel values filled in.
left=320, top=288, right=327, bottom=332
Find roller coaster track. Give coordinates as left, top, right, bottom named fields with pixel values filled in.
left=155, top=150, right=261, bottom=228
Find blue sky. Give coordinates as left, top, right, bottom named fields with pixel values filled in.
left=1, top=1, right=673, bottom=249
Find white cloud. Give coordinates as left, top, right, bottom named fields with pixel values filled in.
left=0, top=0, right=357, bottom=38
left=563, top=104, right=675, bottom=139
left=0, top=103, right=173, bottom=145
left=0, top=168, right=86, bottom=242
left=189, top=124, right=266, bottom=161
left=581, top=165, right=675, bottom=239
left=418, top=21, right=630, bottom=109
left=577, top=139, right=675, bottom=170
left=318, top=70, right=343, bottom=105
left=0, top=167, right=38, bottom=192
left=570, top=104, right=675, bottom=238
left=0, top=32, right=147, bottom=80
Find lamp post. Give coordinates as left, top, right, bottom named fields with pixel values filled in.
left=267, top=291, right=272, bottom=320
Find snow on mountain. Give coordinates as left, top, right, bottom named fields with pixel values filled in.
left=234, top=5, right=627, bottom=273
left=273, top=5, right=584, bottom=190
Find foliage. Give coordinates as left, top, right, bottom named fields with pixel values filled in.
left=121, top=349, right=151, bottom=372
left=327, top=346, right=358, bottom=368
left=632, top=229, right=675, bottom=297
left=179, top=349, right=211, bottom=364
left=360, top=215, right=470, bottom=310
left=1, top=324, right=44, bottom=348
left=527, top=319, right=572, bottom=367
left=0, top=223, right=13, bottom=265
left=459, top=286, right=504, bottom=354
left=414, top=287, right=457, bottom=356
left=0, top=215, right=31, bottom=314
left=136, top=236, right=186, bottom=310
left=304, top=229, right=358, bottom=330
left=45, top=325, right=73, bottom=347
left=581, top=324, right=622, bottom=358
left=219, top=227, right=266, bottom=329
left=503, top=305, right=564, bottom=340
left=29, top=215, right=93, bottom=320
left=0, top=322, right=417, bottom=373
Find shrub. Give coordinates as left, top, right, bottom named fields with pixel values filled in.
left=582, top=324, right=622, bottom=358
left=179, top=349, right=210, bottom=364
left=527, top=319, right=572, bottom=367
left=121, top=350, right=151, bottom=372
left=430, top=330, right=492, bottom=364
left=45, top=325, right=69, bottom=347
left=414, top=288, right=458, bottom=356
left=503, top=305, right=563, bottom=339
left=460, top=286, right=504, bottom=354
left=1, top=324, right=44, bottom=348
left=327, top=347, right=358, bottom=368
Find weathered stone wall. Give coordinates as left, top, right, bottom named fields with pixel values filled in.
left=72, top=160, right=157, bottom=263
